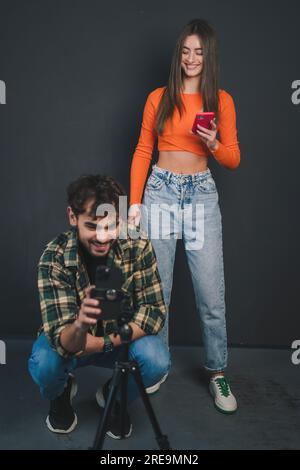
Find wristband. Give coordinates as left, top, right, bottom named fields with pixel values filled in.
left=103, top=335, right=114, bottom=354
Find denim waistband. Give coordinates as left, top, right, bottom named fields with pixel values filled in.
left=151, top=163, right=212, bottom=184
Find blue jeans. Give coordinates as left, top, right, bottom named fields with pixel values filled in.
left=141, top=164, right=227, bottom=372
left=28, top=332, right=171, bottom=401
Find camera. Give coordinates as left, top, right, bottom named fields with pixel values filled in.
left=90, top=265, right=126, bottom=321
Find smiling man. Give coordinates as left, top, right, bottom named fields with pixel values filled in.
left=28, top=174, right=170, bottom=439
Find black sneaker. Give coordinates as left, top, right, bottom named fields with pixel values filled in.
left=95, top=380, right=133, bottom=439
left=46, top=374, right=78, bottom=433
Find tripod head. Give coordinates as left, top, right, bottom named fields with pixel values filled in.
left=116, top=316, right=133, bottom=344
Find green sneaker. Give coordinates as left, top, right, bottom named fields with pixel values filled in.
left=209, top=375, right=237, bottom=414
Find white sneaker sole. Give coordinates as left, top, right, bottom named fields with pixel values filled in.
left=46, top=413, right=78, bottom=434
left=95, top=388, right=133, bottom=439
left=106, top=427, right=133, bottom=440
left=95, top=388, right=106, bottom=409
left=146, top=372, right=169, bottom=395
left=46, top=374, right=78, bottom=434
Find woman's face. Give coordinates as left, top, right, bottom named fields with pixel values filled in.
left=181, top=34, right=203, bottom=78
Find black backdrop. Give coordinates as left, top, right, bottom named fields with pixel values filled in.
left=0, top=0, right=299, bottom=346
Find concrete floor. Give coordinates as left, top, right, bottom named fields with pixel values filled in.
left=0, top=340, right=299, bottom=450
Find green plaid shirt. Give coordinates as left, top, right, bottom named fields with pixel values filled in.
left=37, top=226, right=166, bottom=358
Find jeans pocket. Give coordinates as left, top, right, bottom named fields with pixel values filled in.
left=194, top=176, right=217, bottom=194
left=146, top=173, right=165, bottom=191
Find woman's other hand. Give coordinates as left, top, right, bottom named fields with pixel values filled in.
left=128, top=204, right=142, bottom=227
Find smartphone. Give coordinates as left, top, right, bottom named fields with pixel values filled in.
left=192, top=112, right=215, bottom=134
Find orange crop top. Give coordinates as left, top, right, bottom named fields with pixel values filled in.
left=130, top=87, right=240, bottom=205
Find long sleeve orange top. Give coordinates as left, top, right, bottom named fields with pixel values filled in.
left=130, top=87, right=240, bottom=205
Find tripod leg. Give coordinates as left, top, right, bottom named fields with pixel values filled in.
left=131, top=364, right=171, bottom=450
left=120, top=365, right=129, bottom=439
left=92, top=367, right=121, bottom=450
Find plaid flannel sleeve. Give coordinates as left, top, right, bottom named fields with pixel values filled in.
left=38, top=262, right=79, bottom=358
left=131, top=238, right=166, bottom=335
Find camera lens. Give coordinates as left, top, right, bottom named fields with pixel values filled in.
left=106, top=288, right=117, bottom=301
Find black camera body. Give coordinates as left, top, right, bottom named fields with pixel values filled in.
left=90, top=265, right=125, bottom=321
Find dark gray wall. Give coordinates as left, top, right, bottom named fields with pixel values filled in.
left=0, top=0, right=299, bottom=346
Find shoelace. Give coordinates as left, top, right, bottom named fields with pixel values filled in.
left=215, top=377, right=230, bottom=397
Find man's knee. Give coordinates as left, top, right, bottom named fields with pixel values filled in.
left=28, top=338, right=69, bottom=388
left=129, top=335, right=171, bottom=377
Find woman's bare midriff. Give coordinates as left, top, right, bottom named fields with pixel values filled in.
left=157, top=151, right=208, bottom=174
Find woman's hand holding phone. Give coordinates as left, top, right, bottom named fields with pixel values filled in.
left=196, top=118, right=218, bottom=151
left=192, top=113, right=218, bottom=151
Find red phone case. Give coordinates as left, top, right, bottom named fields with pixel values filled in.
left=192, top=112, right=215, bottom=134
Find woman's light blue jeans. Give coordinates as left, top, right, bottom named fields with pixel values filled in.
left=141, top=164, right=228, bottom=372
left=28, top=332, right=171, bottom=401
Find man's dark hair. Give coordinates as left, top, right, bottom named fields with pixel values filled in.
left=67, top=174, right=126, bottom=217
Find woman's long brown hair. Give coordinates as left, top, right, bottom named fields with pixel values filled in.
left=156, top=18, right=220, bottom=134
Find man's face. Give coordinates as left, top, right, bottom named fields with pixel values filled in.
left=68, top=198, right=120, bottom=258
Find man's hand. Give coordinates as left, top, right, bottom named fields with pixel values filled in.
left=75, top=285, right=102, bottom=332
left=60, top=285, right=146, bottom=357
left=60, top=285, right=103, bottom=355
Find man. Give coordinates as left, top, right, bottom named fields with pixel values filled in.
left=28, top=174, right=170, bottom=439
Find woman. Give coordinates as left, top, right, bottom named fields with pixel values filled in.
left=129, top=19, right=240, bottom=413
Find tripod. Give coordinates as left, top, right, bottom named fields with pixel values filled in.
left=91, top=319, right=171, bottom=450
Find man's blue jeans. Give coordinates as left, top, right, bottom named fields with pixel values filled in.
left=141, top=164, right=228, bottom=372
left=28, top=332, right=171, bottom=402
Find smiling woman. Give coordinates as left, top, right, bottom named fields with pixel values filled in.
left=181, top=36, right=204, bottom=77
left=129, top=18, right=240, bottom=414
